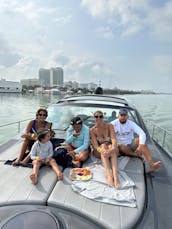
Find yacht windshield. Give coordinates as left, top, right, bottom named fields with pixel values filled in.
left=47, top=103, right=139, bottom=130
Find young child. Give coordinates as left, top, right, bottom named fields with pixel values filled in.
left=30, top=128, right=63, bottom=185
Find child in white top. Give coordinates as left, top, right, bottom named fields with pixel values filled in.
left=30, top=128, right=63, bottom=185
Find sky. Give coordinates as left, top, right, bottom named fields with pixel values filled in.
left=0, top=0, right=172, bottom=92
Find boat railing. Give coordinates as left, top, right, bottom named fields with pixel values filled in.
left=145, top=120, right=172, bottom=153
left=0, top=119, right=31, bottom=145
left=1, top=118, right=172, bottom=153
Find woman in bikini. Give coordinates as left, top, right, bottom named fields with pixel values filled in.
left=90, top=111, right=120, bottom=188
left=12, top=108, right=52, bottom=166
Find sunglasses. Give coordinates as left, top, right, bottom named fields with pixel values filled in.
left=38, top=113, right=47, bottom=117
left=71, top=120, right=82, bottom=125
left=94, top=115, right=103, bottom=119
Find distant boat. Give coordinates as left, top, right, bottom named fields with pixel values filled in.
left=44, top=88, right=61, bottom=95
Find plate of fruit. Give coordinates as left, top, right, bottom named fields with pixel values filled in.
left=70, top=168, right=92, bottom=181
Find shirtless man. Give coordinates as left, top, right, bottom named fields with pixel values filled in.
left=111, top=108, right=162, bottom=172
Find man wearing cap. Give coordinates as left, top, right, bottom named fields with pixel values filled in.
left=111, top=108, right=162, bottom=172
left=65, top=116, right=90, bottom=167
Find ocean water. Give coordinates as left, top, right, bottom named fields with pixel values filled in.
left=0, top=93, right=172, bottom=151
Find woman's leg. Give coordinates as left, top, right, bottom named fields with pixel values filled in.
left=110, top=150, right=121, bottom=188
left=30, top=160, right=41, bottom=185
left=20, top=154, right=31, bottom=165
left=12, top=139, right=30, bottom=165
left=101, top=152, right=114, bottom=186
left=20, top=140, right=35, bottom=165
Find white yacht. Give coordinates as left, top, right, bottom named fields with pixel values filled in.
left=0, top=95, right=171, bottom=229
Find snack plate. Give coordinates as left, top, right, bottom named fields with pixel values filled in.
left=70, top=168, right=92, bottom=181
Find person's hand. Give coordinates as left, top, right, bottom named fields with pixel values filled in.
left=102, top=150, right=111, bottom=158
left=54, top=146, right=63, bottom=150
left=109, top=146, right=118, bottom=155
left=67, top=150, right=75, bottom=159
left=73, top=131, right=80, bottom=137
left=21, top=133, right=37, bottom=140
left=21, top=133, right=30, bottom=138
left=35, top=156, right=41, bottom=161
left=134, top=145, right=143, bottom=155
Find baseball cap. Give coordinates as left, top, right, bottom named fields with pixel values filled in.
left=119, top=108, right=128, bottom=115
left=70, top=116, right=82, bottom=125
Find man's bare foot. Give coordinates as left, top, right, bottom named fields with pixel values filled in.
left=72, top=160, right=81, bottom=168
left=57, top=171, right=63, bottom=180
left=106, top=175, right=114, bottom=186
left=30, top=174, right=38, bottom=185
left=150, top=161, right=162, bottom=172
left=12, top=159, right=20, bottom=166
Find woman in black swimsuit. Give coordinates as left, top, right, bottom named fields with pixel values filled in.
left=90, top=111, right=120, bottom=187
left=12, top=108, right=52, bottom=166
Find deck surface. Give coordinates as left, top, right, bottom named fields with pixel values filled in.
left=0, top=139, right=145, bottom=229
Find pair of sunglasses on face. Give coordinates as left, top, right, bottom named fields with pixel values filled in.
left=94, top=115, right=103, bottom=119
left=38, top=113, right=47, bottom=117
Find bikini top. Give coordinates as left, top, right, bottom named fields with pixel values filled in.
left=30, top=119, right=47, bottom=134
left=97, top=136, right=112, bottom=145
left=95, top=124, right=112, bottom=145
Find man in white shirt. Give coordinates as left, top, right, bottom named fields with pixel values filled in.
left=111, top=108, right=162, bottom=172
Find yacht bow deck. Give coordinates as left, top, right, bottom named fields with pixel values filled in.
left=0, top=139, right=145, bottom=229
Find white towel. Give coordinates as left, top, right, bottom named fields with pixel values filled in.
left=71, top=157, right=136, bottom=208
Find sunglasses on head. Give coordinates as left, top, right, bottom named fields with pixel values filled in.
left=70, top=120, right=82, bottom=125
left=38, top=113, right=47, bottom=117
left=94, top=115, right=103, bottom=119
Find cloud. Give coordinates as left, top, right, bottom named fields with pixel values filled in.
left=45, top=51, right=70, bottom=68
left=53, top=15, right=72, bottom=26
left=0, top=1, right=55, bottom=20
left=81, top=0, right=172, bottom=41
left=95, top=26, right=114, bottom=39
left=0, top=0, right=70, bottom=32
left=0, top=54, right=41, bottom=81
left=45, top=51, right=115, bottom=85
left=148, top=1, right=172, bottom=42
left=0, top=35, right=21, bottom=67
left=81, top=0, right=148, bottom=37
left=152, top=55, right=172, bottom=75
left=81, top=0, right=108, bottom=17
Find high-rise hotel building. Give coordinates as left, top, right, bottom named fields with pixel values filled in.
left=39, top=67, right=63, bottom=87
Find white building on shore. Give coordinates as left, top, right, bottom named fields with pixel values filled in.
left=0, top=79, right=22, bottom=93
left=20, top=78, right=40, bottom=87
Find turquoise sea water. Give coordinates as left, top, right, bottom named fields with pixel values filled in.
left=0, top=93, right=172, bottom=151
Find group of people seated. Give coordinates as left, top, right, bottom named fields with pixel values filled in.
left=12, top=107, right=162, bottom=186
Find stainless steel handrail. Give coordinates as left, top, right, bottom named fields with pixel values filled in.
left=145, top=120, right=172, bottom=152
left=0, top=119, right=31, bottom=133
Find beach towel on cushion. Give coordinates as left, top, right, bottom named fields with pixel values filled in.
left=71, top=157, right=136, bottom=208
